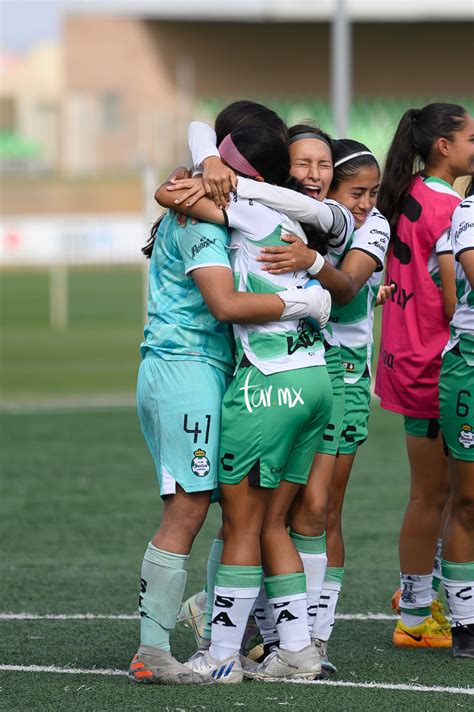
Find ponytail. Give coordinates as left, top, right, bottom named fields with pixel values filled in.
left=142, top=212, right=166, bottom=258
left=378, top=103, right=467, bottom=235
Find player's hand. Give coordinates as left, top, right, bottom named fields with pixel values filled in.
left=375, top=283, right=395, bottom=306
left=168, top=166, right=191, bottom=182
left=166, top=177, right=206, bottom=207
left=257, top=234, right=316, bottom=274
left=202, top=156, right=237, bottom=209
left=175, top=212, right=199, bottom=227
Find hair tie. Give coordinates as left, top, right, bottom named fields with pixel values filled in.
left=289, top=132, right=332, bottom=150
left=334, top=151, right=376, bottom=168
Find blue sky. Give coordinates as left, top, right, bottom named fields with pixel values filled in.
left=1, top=0, right=68, bottom=54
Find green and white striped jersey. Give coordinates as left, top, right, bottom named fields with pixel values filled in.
left=443, top=196, right=474, bottom=366
left=330, top=208, right=390, bottom=383
left=225, top=191, right=327, bottom=375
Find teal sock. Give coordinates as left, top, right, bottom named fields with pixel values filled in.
left=139, top=542, right=188, bottom=651
left=203, top=538, right=224, bottom=640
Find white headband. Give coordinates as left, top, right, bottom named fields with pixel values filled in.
left=334, top=151, right=375, bottom=168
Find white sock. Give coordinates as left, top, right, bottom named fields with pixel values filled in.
left=209, top=564, right=262, bottom=661
left=432, top=538, right=443, bottom=600
left=252, top=584, right=279, bottom=646
left=312, top=581, right=341, bottom=642
left=265, top=573, right=311, bottom=652
left=399, top=573, right=432, bottom=627
left=442, top=559, right=474, bottom=627
left=299, top=551, right=327, bottom=636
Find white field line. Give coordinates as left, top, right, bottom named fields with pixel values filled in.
left=0, top=664, right=472, bottom=697
left=0, top=612, right=397, bottom=621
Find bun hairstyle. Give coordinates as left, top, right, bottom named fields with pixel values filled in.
left=377, top=102, right=467, bottom=235
left=330, top=138, right=379, bottom=190
left=215, top=100, right=288, bottom=146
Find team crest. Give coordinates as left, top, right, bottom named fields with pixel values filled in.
left=458, top=424, right=473, bottom=449
left=191, top=449, right=210, bottom=477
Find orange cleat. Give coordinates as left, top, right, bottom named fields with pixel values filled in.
left=392, top=617, right=452, bottom=648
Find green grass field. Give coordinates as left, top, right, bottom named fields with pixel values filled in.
left=1, top=268, right=473, bottom=710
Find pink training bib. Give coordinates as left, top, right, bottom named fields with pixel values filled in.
left=375, top=175, right=460, bottom=418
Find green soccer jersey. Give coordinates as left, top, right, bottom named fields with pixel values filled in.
left=330, top=208, right=390, bottom=383
left=225, top=191, right=327, bottom=375
left=443, top=196, right=474, bottom=366
left=141, top=211, right=235, bottom=374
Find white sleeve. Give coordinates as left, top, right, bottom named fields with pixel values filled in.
left=236, top=177, right=337, bottom=233
left=435, top=229, right=453, bottom=255
left=188, top=121, right=220, bottom=171
left=349, top=209, right=390, bottom=270
left=224, top=191, right=282, bottom=241
left=451, top=198, right=474, bottom=260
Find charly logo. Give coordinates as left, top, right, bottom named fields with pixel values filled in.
left=191, top=449, right=210, bottom=476
left=458, top=424, right=473, bottom=449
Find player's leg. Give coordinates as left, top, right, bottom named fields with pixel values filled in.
left=247, top=365, right=333, bottom=681
left=393, top=419, right=451, bottom=648
left=440, top=349, right=474, bottom=657
left=130, top=358, right=225, bottom=684
left=312, top=376, right=370, bottom=669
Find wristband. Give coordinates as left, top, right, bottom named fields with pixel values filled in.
left=307, top=252, right=325, bottom=275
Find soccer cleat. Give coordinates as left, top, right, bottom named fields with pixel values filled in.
left=391, top=588, right=450, bottom=626
left=313, top=638, right=337, bottom=674
left=247, top=641, right=278, bottom=663
left=392, top=617, right=452, bottom=648
left=184, top=649, right=243, bottom=683
left=243, top=644, right=322, bottom=681
left=177, top=590, right=208, bottom=646
left=452, top=622, right=474, bottom=658
left=431, top=598, right=450, bottom=626
left=240, top=614, right=262, bottom=656
left=128, top=645, right=208, bottom=684
left=186, top=638, right=211, bottom=664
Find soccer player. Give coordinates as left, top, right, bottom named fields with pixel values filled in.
left=439, top=185, right=474, bottom=658
left=251, top=137, right=389, bottom=672
left=157, top=124, right=353, bottom=682
left=129, top=172, right=331, bottom=684
left=376, top=103, right=474, bottom=647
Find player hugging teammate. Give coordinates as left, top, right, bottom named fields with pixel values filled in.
left=130, top=100, right=474, bottom=686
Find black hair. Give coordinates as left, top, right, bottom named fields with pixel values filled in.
left=289, top=122, right=334, bottom=163
left=142, top=213, right=166, bottom=258
left=215, top=100, right=288, bottom=146
left=377, top=102, right=468, bottom=235
left=330, top=138, right=379, bottom=190
left=465, top=177, right=474, bottom=198
left=229, top=124, right=334, bottom=254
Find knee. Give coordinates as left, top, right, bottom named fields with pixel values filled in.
left=451, top=496, right=474, bottom=532
left=290, top=500, right=326, bottom=535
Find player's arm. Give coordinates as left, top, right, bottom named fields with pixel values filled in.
left=458, top=248, right=474, bottom=289
left=191, top=267, right=330, bottom=327
left=438, top=253, right=457, bottom=321
left=188, top=121, right=236, bottom=207
left=155, top=178, right=226, bottom=224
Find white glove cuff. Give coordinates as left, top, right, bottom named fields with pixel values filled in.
left=307, top=252, right=325, bottom=276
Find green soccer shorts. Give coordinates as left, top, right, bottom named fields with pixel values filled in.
left=439, top=348, right=474, bottom=461
left=218, top=363, right=333, bottom=488
left=317, top=345, right=345, bottom=456
left=403, top=416, right=441, bottom=439
left=338, top=376, right=372, bottom=455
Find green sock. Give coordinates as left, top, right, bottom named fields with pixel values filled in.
left=203, top=538, right=224, bottom=640
left=139, top=542, right=188, bottom=651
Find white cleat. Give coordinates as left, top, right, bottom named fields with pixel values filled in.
left=313, top=638, right=337, bottom=675
left=243, top=643, right=322, bottom=681
left=185, top=649, right=243, bottom=684
left=177, top=590, right=208, bottom=646
left=128, top=645, right=208, bottom=685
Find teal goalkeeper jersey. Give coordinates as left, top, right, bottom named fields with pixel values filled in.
left=140, top=211, right=235, bottom=375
